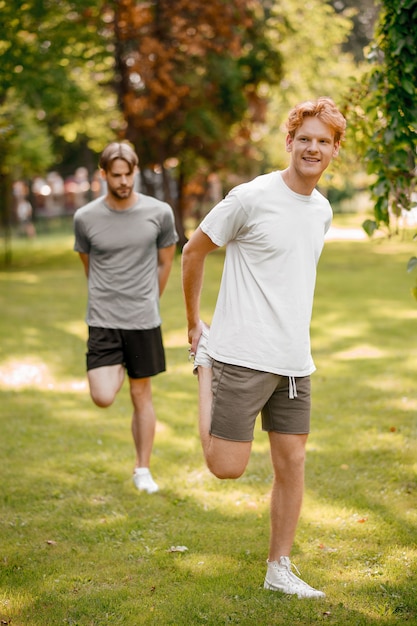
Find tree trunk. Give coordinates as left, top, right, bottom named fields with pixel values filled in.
left=162, top=165, right=187, bottom=249
left=0, top=171, right=13, bottom=267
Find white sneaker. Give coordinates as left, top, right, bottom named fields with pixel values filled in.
left=132, top=468, right=159, bottom=494
left=191, top=323, right=213, bottom=375
left=264, top=557, right=325, bottom=599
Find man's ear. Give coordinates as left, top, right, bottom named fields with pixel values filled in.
left=285, top=134, right=293, bottom=153
left=332, top=141, right=340, bottom=158
left=99, top=168, right=107, bottom=180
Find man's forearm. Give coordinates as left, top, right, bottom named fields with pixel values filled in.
left=181, top=246, right=204, bottom=329
left=78, top=252, right=89, bottom=278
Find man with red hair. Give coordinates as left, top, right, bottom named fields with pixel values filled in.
left=182, top=98, right=346, bottom=598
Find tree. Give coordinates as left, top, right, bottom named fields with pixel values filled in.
left=0, top=0, right=122, bottom=263
left=345, top=0, right=417, bottom=297
left=1, top=0, right=383, bottom=260
left=263, top=0, right=359, bottom=193
left=0, top=0, right=120, bottom=151
left=346, top=0, right=417, bottom=234
left=112, top=0, right=284, bottom=246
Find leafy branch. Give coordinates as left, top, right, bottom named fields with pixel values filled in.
left=347, top=0, right=417, bottom=298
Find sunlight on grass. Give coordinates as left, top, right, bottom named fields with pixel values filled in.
left=163, top=328, right=189, bottom=349
left=368, top=376, right=417, bottom=398
left=174, top=553, right=239, bottom=576
left=184, top=472, right=270, bottom=516
left=54, top=319, right=87, bottom=340
left=0, top=593, right=33, bottom=620
left=2, top=233, right=417, bottom=625
left=335, top=344, right=386, bottom=360
left=166, top=362, right=195, bottom=377
left=0, top=357, right=87, bottom=391
left=302, top=496, right=370, bottom=528
left=0, top=271, right=40, bottom=284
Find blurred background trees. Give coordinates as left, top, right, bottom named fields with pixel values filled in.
left=113, top=0, right=284, bottom=244
left=346, top=0, right=417, bottom=235
left=0, top=0, right=122, bottom=260
left=1, top=0, right=415, bottom=257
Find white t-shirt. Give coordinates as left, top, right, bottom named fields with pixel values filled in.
left=200, top=171, right=332, bottom=377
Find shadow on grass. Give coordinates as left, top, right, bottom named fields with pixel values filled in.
left=1, top=236, right=417, bottom=624
left=1, top=381, right=416, bottom=624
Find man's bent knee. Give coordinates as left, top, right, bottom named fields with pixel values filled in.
left=87, top=364, right=124, bottom=408
left=89, top=389, right=116, bottom=408
left=207, top=459, right=245, bottom=480
left=205, top=438, right=251, bottom=480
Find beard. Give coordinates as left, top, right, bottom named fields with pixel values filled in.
left=107, top=184, right=134, bottom=200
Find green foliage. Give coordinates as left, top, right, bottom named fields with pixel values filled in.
left=2, top=0, right=97, bottom=113
left=407, top=256, right=417, bottom=272
left=1, top=229, right=417, bottom=624
left=0, top=0, right=122, bottom=264
left=0, top=0, right=121, bottom=176
left=346, top=0, right=417, bottom=230
left=264, top=0, right=358, bottom=181
left=362, top=218, right=379, bottom=237
left=2, top=94, right=54, bottom=179
left=345, top=0, right=417, bottom=300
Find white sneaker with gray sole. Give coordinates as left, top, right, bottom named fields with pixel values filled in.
left=264, top=557, right=325, bottom=599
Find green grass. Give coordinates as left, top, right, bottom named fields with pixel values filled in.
left=1, top=222, right=417, bottom=625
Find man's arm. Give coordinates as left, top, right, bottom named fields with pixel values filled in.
left=78, top=252, right=89, bottom=277
left=181, top=227, right=218, bottom=353
left=158, top=244, right=176, bottom=297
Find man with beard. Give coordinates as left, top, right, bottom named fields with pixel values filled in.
left=74, top=142, right=178, bottom=494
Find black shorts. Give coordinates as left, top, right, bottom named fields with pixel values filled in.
left=86, top=327, right=166, bottom=379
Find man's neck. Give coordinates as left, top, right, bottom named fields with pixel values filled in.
left=281, top=168, right=318, bottom=196
left=105, top=191, right=139, bottom=211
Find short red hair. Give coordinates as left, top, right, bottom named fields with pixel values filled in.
left=286, top=97, right=346, bottom=143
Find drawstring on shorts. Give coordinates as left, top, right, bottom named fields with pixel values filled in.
left=288, top=376, right=298, bottom=399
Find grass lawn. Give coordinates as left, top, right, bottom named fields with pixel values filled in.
left=0, top=220, right=416, bottom=625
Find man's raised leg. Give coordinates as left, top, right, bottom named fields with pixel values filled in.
left=194, top=326, right=252, bottom=479
left=87, top=364, right=125, bottom=407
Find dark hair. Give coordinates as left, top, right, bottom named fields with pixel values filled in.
left=286, top=97, right=346, bottom=143
left=99, top=142, right=139, bottom=173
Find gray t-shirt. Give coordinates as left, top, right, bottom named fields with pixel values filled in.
left=73, top=194, right=178, bottom=329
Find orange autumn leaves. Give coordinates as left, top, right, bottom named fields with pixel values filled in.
left=114, top=0, right=267, bottom=129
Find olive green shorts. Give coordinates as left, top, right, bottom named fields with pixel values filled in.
left=210, top=361, right=311, bottom=442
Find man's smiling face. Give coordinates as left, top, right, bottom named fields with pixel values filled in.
left=286, top=116, right=340, bottom=182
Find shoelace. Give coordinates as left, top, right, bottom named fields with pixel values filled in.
left=267, top=558, right=324, bottom=597
left=279, top=556, right=300, bottom=576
